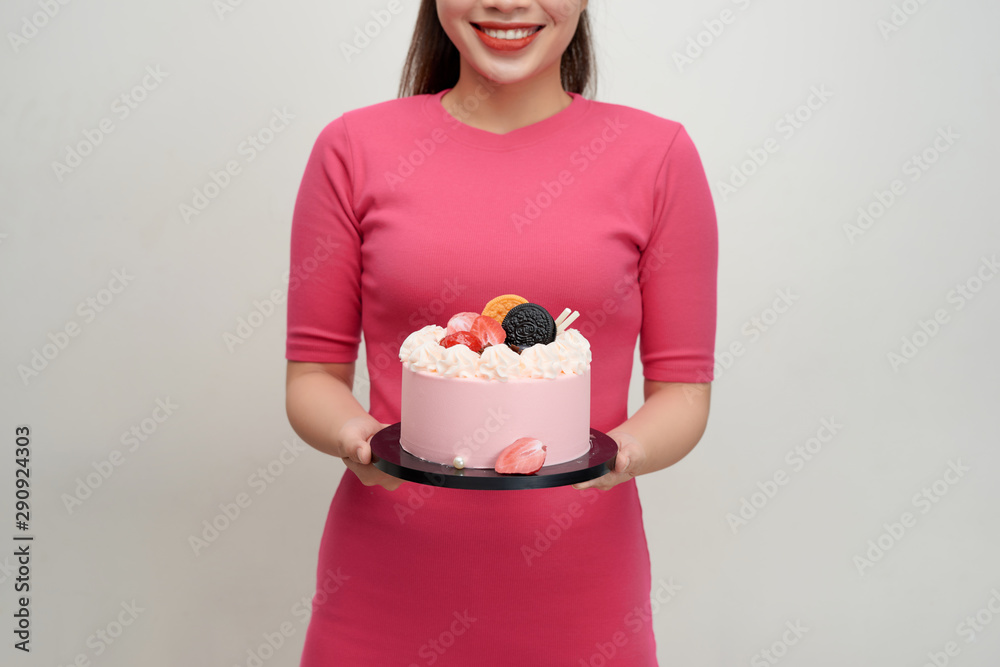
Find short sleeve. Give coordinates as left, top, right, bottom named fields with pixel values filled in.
left=639, top=125, right=718, bottom=383
left=285, top=116, right=363, bottom=363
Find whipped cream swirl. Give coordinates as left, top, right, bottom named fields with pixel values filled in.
left=435, top=345, right=480, bottom=378
left=399, top=324, right=591, bottom=380
left=477, top=344, right=522, bottom=380
left=519, top=342, right=563, bottom=378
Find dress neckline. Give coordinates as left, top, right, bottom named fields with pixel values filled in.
left=422, top=87, right=588, bottom=151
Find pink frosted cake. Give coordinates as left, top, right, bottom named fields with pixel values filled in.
left=397, top=297, right=592, bottom=471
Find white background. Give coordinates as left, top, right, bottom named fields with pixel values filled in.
left=2, top=1, right=999, bottom=665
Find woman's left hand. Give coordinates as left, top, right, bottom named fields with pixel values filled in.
left=572, top=430, right=645, bottom=491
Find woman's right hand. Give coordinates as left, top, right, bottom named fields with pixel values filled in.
left=337, top=415, right=403, bottom=492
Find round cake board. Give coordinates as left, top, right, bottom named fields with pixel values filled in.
left=371, top=423, right=617, bottom=490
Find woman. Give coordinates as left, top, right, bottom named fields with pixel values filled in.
left=286, top=0, right=717, bottom=664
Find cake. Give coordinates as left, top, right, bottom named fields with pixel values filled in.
left=397, top=295, right=592, bottom=472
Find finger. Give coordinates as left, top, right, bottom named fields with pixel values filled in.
left=360, top=421, right=389, bottom=441
left=342, top=456, right=359, bottom=476
left=573, top=473, right=607, bottom=491
left=583, top=469, right=631, bottom=491
left=344, top=458, right=376, bottom=486
left=356, top=441, right=372, bottom=465
left=344, top=455, right=401, bottom=491
left=612, top=439, right=640, bottom=476
left=354, top=425, right=388, bottom=465
left=342, top=437, right=371, bottom=465
left=370, top=461, right=403, bottom=489
left=574, top=449, right=623, bottom=489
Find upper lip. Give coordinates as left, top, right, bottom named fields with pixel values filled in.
left=472, top=22, right=544, bottom=30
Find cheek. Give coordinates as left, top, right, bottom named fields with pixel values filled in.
left=539, top=14, right=581, bottom=58
left=545, top=0, right=582, bottom=25
left=436, top=4, right=465, bottom=38
left=437, top=0, right=475, bottom=24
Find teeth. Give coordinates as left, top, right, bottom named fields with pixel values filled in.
left=481, top=26, right=540, bottom=40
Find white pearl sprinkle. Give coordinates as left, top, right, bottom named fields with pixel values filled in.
left=452, top=456, right=465, bottom=469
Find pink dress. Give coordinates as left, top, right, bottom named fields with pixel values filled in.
left=286, top=88, right=717, bottom=665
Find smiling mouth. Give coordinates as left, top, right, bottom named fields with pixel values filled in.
left=471, top=23, right=544, bottom=40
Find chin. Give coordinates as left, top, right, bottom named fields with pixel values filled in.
left=470, top=61, right=543, bottom=86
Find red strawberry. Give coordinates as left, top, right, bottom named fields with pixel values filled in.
left=471, top=315, right=507, bottom=346
left=494, top=438, right=547, bottom=475
left=440, top=330, right=484, bottom=354
left=446, top=311, right=480, bottom=335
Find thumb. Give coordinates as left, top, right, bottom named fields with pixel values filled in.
left=356, top=422, right=392, bottom=464
left=616, top=452, right=630, bottom=475
left=610, top=432, right=640, bottom=475
left=359, top=420, right=389, bottom=441
left=342, top=436, right=371, bottom=465
left=341, top=418, right=387, bottom=464
left=356, top=443, right=372, bottom=465
left=362, top=422, right=392, bottom=463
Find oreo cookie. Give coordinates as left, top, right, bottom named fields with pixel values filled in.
left=501, top=303, right=557, bottom=347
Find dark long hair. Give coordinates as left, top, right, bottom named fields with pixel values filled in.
left=397, top=0, right=596, bottom=99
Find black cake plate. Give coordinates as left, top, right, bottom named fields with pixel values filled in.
left=370, top=423, right=617, bottom=490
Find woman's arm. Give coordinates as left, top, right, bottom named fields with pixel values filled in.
left=611, top=380, right=711, bottom=474
left=286, top=361, right=402, bottom=490
left=286, top=361, right=374, bottom=463
left=574, top=380, right=711, bottom=490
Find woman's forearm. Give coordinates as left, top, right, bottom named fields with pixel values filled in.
left=285, top=361, right=371, bottom=460
left=610, top=381, right=712, bottom=475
